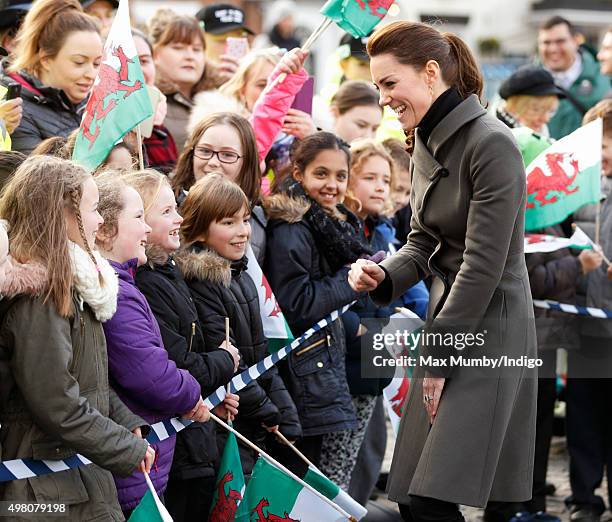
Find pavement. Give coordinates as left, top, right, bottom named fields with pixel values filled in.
left=362, top=431, right=611, bottom=522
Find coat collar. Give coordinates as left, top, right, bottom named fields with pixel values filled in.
left=425, top=94, right=487, bottom=157
left=109, top=258, right=139, bottom=283
left=174, top=244, right=232, bottom=287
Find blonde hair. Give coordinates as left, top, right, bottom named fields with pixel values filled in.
left=583, top=99, right=612, bottom=137
left=122, top=169, right=171, bottom=214
left=94, top=171, right=129, bottom=252
left=347, top=138, right=395, bottom=217
left=9, top=0, right=100, bottom=76
left=180, top=173, right=250, bottom=248
left=505, top=95, right=558, bottom=120
left=0, top=156, right=93, bottom=317
left=219, top=48, right=282, bottom=106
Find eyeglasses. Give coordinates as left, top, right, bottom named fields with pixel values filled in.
left=193, top=147, right=242, bottom=164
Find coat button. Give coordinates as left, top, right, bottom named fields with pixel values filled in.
left=439, top=168, right=449, bottom=178
left=316, top=362, right=323, bottom=368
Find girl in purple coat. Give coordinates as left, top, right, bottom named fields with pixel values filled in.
left=94, top=172, right=210, bottom=516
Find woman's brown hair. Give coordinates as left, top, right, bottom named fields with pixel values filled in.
left=330, top=80, right=382, bottom=116
left=583, top=99, right=612, bottom=138
left=149, top=11, right=205, bottom=53
left=0, top=156, right=93, bottom=317
left=172, top=112, right=261, bottom=205
left=9, top=0, right=100, bottom=76
left=367, top=21, right=483, bottom=101
left=180, top=173, right=250, bottom=248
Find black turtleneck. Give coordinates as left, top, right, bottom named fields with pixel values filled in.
left=417, top=87, right=463, bottom=144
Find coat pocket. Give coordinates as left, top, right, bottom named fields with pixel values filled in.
left=291, top=332, right=331, bottom=377
left=26, top=468, right=89, bottom=505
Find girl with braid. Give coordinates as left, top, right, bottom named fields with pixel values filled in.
left=0, top=156, right=155, bottom=520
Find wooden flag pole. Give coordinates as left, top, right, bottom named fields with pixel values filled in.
left=210, top=412, right=355, bottom=521
left=272, top=17, right=333, bottom=88
left=136, top=125, right=145, bottom=170
left=273, top=428, right=318, bottom=470
left=225, top=317, right=232, bottom=422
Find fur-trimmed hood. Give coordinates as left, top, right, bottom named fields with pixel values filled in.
left=263, top=192, right=311, bottom=224
left=174, top=245, right=232, bottom=287
left=1, top=258, right=47, bottom=298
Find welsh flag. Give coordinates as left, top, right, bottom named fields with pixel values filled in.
left=524, top=225, right=592, bottom=254
left=209, top=432, right=248, bottom=522
left=245, top=243, right=294, bottom=352
left=525, top=119, right=602, bottom=231
left=128, top=472, right=173, bottom=522
left=321, top=0, right=395, bottom=38
left=72, top=0, right=152, bottom=171
left=244, top=457, right=365, bottom=521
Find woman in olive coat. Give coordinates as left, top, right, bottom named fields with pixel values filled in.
left=349, top=22, right=537, bottom=521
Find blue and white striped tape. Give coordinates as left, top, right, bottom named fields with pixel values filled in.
left=533, top=300, right=612, bottom=318
left=0, top=303, right=353, bottom=482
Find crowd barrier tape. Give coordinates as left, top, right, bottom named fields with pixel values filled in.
left=533, top=299, right=612, bottom=319
left=0, top=303, right=353, bottom=483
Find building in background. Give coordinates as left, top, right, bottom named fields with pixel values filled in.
left=132, top=0, right=611, bottom=100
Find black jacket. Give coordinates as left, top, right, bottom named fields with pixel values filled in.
left=175, top=245, right=301, bottom=475
left=0, top=64, right=85, bottom=154
left=526, top=225, right=581, bottom=353
left=263, top=193, right=359, bottom=437
left=135, top=248, right=235, bottom=481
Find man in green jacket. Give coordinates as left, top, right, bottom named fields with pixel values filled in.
left=538, top=16, right=610, bottom=139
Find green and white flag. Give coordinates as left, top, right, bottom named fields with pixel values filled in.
left=128, top=472, right=173, bottom=522
left=321, top=0, right=395, bottom=38
left=244, top=457, right=359, bottom=521
left=245, top=243, right=294, bottom=353
left=209, top=431, right=248, bottom=521
left=303, top=466, right=367, bottom=521
left=524, top=225, right=593, bottom=254
left=72, top=0, right=152, bottom=171
left=525, top=119, right=602, bottom=231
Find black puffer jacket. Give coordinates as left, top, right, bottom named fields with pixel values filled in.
left=0, top=64, right=85, bottom=154
left=135, top=248, right=236, bottom=481
left=175, top=245, right=301, bottom=475
left=263, top=193, right=359, bottom=437
left=526, top=225, right=582, bottom=352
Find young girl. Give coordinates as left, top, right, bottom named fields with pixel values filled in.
left=124, top=169, right=240, bottom=520
left=175, top=173, right=301, bottom=478
left=0, top=156, right=153, bottom=520
left=263, top=131, right=368, bottom=477
left=2, top=0, right=102, bottom=153
left=94, top=172, right=208, bottom=516
left=328, top=80, right=383, bottom=143
left=172, top=112, right=268, bottom=264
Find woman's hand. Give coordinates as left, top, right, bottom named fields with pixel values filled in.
left=217, top=54, right=241, bottom=83
left=423, top=373, right=445, bottom=424
left=348, top=259, right=386, bottom=292
left=138, top=444, right=156, bottom=474
left=213, top=392, right=239, bottom=421
left=219, top=340, right=240, bottom=372
left=276, top=48, right=308, bottom=76
left=282, top=108, right=317, bottom=139
left=0, top=98, right=23, bottom=134
left=152, top=90, right=167, bottom=127
left=182, top=397, right=210, bottom=423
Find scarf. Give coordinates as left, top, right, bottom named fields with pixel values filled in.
left=286, top=179, right=371, bottom=272
left=68, top=241, right=118, bottom=322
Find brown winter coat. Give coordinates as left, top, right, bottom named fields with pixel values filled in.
left=0, top=261, right=148, bottom=521
left=372, top=95, right=538, bottom=507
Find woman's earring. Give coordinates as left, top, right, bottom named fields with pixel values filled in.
left=428, top=83, right=434, bottom=101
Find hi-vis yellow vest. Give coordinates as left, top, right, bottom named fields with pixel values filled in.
left=0, top=84, right=12, bottom=151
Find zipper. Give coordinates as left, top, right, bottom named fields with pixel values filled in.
left=295, top=335, right=330, bottom=357
left=188, top=322, right=195, bottom=352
